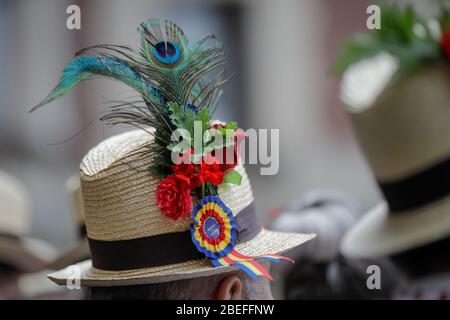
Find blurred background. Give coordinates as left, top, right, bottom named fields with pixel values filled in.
left=0, top=0, right=440, bottom=299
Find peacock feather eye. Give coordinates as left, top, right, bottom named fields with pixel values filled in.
left=152, top=41, right=181, bottom=65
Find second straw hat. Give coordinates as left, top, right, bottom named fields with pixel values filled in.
left=340, top=56, right=450, bottom=258
left=335, top=5, right=450, bottom=259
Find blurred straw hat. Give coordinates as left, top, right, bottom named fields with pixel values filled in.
left=46, top=174, right=90, bottom=270
left=48, top=130, right=315, bottom=286
left=339, top=53, right=450, bottom=258
left=0, top=170, right=56, bottom=272
left=66, top=174, right=86, bottom=233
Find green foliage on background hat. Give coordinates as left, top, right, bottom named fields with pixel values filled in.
left=333, top=2, right=450, bottom=76
left=437, top=0, right=450, bottom=29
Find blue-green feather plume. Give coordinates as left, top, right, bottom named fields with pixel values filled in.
left=31, top=19, right=229, bottom=152
left=30, top=55, right=164, bottom=112
left=135, top=19, right=227, bottom=110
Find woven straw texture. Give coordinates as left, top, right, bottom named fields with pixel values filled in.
left=348, top=64, right=450, bottom=182
left=80, top=130, right=254, bottom=241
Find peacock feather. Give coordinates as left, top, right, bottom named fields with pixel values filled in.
left=30, top=54, right=164, bottom=112
left=31, top=19, right=228, bottom=141
left=135, top=19, right=227, bottom=110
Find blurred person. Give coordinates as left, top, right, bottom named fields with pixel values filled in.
left=46, top=174, right=90, bottom=271
left=282, top=256, right=400, bottom=300
left=15, top=174, right=90, bottom=300
left=390, top=233, right=450, bottom=299
left=25, top=174, right=90, bottom=300
left=270, top=190, right=399, bottom=299
left=88, top=260, right=274, bottom=300
left=336, top=3, right=450, bottom=299
left=270, top=190, right=361, bottom=262
left=0, top=169, right=57, bottom=299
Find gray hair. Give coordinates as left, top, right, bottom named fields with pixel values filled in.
left=88, top=270, right=263, bottom=300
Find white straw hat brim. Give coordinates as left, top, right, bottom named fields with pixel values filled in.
left=340, top=196, right=450, bottom=259
left=47, top=229, right=315, bottom=287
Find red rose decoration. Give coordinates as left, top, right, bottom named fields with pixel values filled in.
left=442, top=30, right=450, bottom=59
left=200, top=154, right=226, bottom=185
left=172, top=150, right=204, bottom=189
left=211, top=122, right=226, bottom=130
left=156, top=175, right=193, bottom=220
left=172, top=153, right=226, bottom=187
left=172, top=162, right=204, bottom=188
left=170, top=127, right=246, bottom=190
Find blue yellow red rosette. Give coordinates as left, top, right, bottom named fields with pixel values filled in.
left=190, top=195, right=294, bottom=281
left=190, top=196, right=237, bottom=259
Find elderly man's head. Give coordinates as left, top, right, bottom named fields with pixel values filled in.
left=88, top=262, right=273, bottom=300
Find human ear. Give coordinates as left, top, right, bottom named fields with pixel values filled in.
left=216, top=275, right=243, bottom=300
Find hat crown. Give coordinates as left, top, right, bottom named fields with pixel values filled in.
left=80, top=130, right=254, bottom=241
left=344, top=63, right=450, bottom=182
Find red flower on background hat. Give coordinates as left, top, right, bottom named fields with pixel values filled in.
left=442, top=29, right=450, bottom=59
left=155, top=174, right=193, bottom=220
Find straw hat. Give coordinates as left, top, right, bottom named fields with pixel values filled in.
left=339, top=53, right=450, bottom=258
left=46, top=174, right=90, bottom=270
left=48, top=130, right=315, bottom=286
left=0, top=170, right=57, bottom=272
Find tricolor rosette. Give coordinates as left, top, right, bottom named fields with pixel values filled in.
left=190, top=196, right=237, bottom=259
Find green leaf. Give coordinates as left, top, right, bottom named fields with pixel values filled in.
left=202, top=123, right=237, bottom=155
left=183, top=110, right=196, bottom=134
left=202, top=135, right=235, bottom=155
left=223, top=169, right=242, bottom=185
left=167, top=141, right=191, bottom=154
left=205, top=183, right=218, bottom=196
left=153, top=149, right=172, bottom=167
left=437, top=0, right=450, bottom=30
left=167, top=101, right=196, bottom=136
left=332, top=4, right=443, bottom=76
left=148, top=165, right=170, bottom=178
left=197, top=108, right=210, bottom=126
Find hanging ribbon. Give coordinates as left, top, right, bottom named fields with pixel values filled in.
left=190, top=196, right=293, bottom=280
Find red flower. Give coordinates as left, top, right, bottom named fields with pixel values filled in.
left=172, top=154, right=226, bottom=187
left=200, top=154, right=226, bottom=185
left=211, top=122, right=226, bottom=130
left=155, top=175, right=193, bottom=220
left=172, top=149, right=203, bottom=188
left=170, top=127, right=246, bottom=189
left=442, top=29, right=450, bottom=59
left=172, top=162, right=204, bottom=188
